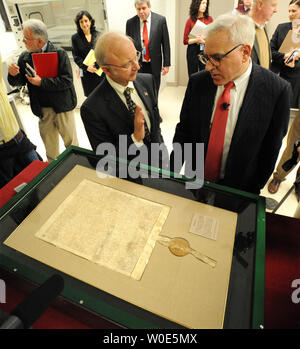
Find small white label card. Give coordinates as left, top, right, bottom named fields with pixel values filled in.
left=189, top=213, right=219, bottom=241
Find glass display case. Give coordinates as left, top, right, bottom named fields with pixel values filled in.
left=0, top=146, right=265, bottom=329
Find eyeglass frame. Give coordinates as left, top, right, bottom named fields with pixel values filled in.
left=23, top=36, right=39, bottom=42
left=104, top=51, right=141, bottom=70
left=198, top=44, right=243, bottom=67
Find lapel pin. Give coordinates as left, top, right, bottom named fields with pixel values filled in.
left=144, top=91, right=149, bottom=96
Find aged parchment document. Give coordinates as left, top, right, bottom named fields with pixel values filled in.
left=35, top=179, right=170, bottom=280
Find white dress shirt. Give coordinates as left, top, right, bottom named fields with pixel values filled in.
left=211, top=60, right=252, bottom=178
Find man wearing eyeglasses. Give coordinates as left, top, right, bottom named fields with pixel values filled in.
left=7, top=19, right=78, bottom=163
left=171, top=13, right=290, bottom=194
left=80, top=32, right=164, bottom=165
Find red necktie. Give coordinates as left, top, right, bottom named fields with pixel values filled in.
left=143, top=20, right=150, bottom=61
left=204, top=81, right=235, bottom=182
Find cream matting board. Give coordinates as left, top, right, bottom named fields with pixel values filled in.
left=5, top=165, right=238, bottom=329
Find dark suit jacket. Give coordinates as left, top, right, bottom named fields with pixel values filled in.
left=71, top=30, right=99, bottom=71
left=126, top=12, right=171, bottom=77
left=270, top=22, right=300, bottom=76
left=71, top=30, right=104, bottom=96
left=171, top=63, right=291, bottom=194
left=80, top=73, right=164, bottom=160
left=270, top=22, right=300, bottom=108
left=251, top=27, right=272, bottom=68
left=8, top=41, right=76, bottom=118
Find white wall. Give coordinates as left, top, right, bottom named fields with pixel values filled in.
left=106, top=0, right=176, bottom=86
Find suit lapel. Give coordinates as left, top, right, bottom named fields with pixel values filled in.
left=102, top=78, right=134, bottom=129
left=253, top=34, right=260, bottom=63
left=134, top=79, right=155, bottom=130
left=198, top=77, right=217, bottom=146
left=135, top=16, right=142, bottom=49
left=149, top=12, right=157, bottom=46
left=226, top=64, right=265, bottom=160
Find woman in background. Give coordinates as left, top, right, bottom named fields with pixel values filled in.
left=71, top=10, right=103, bottom=97
left=270, top=0, right=300, bottom=108
left=183, top=0, right=213, bottom=77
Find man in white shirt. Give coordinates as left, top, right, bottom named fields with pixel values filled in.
left=126, top=0, right=171, bottom=92
left=171, top=13, right=290, bottom=194
left=80, top=31, right=164, bottom=167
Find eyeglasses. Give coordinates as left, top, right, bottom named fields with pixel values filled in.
left=23, top=36, right=38, bottom=42
left=105, top=51, right=141, bottom=70
left=199, top=44, right=243, bottom=67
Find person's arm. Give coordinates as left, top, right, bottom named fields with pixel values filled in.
left=161, top=16, right=171, bottom=70
left=183, top=18, right=205, bottom=45
left=7, top=54, right=27, bottom=87
left=270, top=26, right=286, bottom=63
left=71, top=35, right=87, bottom=71
left=257, top=82, right=291, bottom=189
left=39, top=49, right=74, bottom=91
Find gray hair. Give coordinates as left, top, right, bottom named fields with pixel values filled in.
left=95, top=31, right=133, bottom=66
left=135, top=0, right=151, bottom=6
left=22, top=19, right=48, bottom=43
left=205, top=12, right=255, bottom=47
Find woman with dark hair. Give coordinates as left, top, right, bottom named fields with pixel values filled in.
left=270, top=0, right=300, bottom=108
left=71, top=10, right=104, bottom=97
left=183, top=0, right=213, bottom=77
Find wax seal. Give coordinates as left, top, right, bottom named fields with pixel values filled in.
left=157, top=236, right=217, bottom=268
left=168, top=238, right=190, bottom=257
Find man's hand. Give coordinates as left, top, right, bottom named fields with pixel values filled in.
left=8, top=63, right=20, bottom=76
left=26, top=74, right=42, bottom=87
left=284, top=49, right=300, bottom=68
left=133, top=105, right=145, bottom=142
left=161, top=66, right=169, bottom=76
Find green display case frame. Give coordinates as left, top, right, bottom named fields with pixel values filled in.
left=0, top=146, right=265, bottom=329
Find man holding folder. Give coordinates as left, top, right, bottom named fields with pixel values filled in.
left=8, top=19, right=78, bottom=162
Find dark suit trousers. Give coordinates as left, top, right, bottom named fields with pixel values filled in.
left=187, top=44, right=205, bottom=77
left=139, top=61, right=160, bottom=92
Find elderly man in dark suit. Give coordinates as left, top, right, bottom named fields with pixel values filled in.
left=171, top=13, right=291, bottom=195
left=126, top=0, right=171, bottom=92
left=80, top=31, right=164, bottom=168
